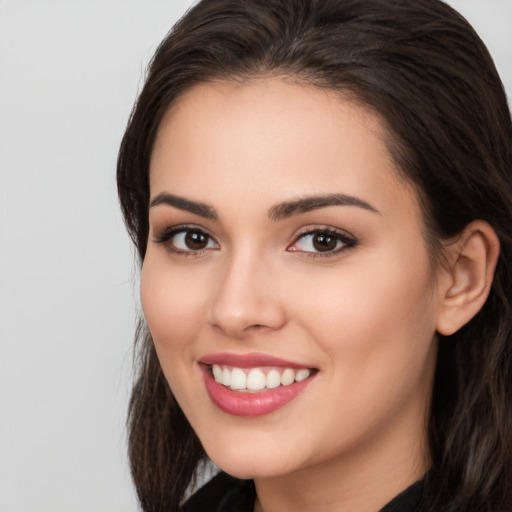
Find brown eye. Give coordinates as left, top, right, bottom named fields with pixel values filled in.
left=155, top=227, right=219, bottom=253
left=185, top=231, right=209, bottom=250
left=287, top=228, right=356, bottom=256
left=312, top=233, right=338, bottom=252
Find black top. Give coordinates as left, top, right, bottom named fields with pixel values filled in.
left=183, top=471, right=423, bottom=512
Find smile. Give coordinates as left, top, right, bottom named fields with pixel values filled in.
left=199, top=353, right=318, bottom=416
left=211, top=364, right=312, bottom=392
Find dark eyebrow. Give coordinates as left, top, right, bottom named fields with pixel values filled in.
left=149, top=192, right=218, bottom=220
left=149, top=192, right=377, bottom=222
left=268, top=194, right=378, bottom=221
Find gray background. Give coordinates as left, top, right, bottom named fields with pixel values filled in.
left=0, top=1, right=510, bottom=511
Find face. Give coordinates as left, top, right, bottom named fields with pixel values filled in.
left=142, top=79, right=443, bottom=482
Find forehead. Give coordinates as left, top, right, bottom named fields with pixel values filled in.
left=150, top=78, right=421, bottom=225
left=154, top=77, right=387, bottom=154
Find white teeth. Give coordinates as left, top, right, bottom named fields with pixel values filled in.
left=211, top=364, right=313, bottom=391
left=230, top=368, right=247, bottom=390
left=246, top=368, right=266, bottom=391
left=221, top=367, right=231, bottom=387
left=212, top=364, right=223, bottom=383
left=280, top=368, right=295, bottom=386
left=266, top=369, right=281, bottom=389
left=295, top=369, right=310, bottom=382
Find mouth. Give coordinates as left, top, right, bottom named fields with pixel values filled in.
left=208, top=364, right=315, bottom=392
left=198, top=353, right=318, bottom=416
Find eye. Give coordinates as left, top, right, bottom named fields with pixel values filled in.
left=155, top=226, right=219, bottom=254
left=287, top=228, right=356, bottom=256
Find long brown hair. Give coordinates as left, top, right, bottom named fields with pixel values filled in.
left=117, top=1, right=512, bottom=510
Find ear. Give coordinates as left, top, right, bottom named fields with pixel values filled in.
left=436, top=220, right=500, bottom=336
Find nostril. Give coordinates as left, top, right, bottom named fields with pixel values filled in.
left=244, top=324, right=273, bottom=334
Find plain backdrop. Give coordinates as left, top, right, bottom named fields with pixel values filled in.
left=0, top=1, right=510, bottom=511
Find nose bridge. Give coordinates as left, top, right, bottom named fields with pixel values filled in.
left=207, top=245, right=285, bottom=337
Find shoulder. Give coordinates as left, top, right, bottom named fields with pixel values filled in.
left=380, top=479, right=424, bottom=512
left=183, top=472, right=255, bottom=512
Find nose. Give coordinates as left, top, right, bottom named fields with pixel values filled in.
left=206, top=251, right=287, bottom=339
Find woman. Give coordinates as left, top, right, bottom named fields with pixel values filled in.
left=117, top=0, right=512, bottom=510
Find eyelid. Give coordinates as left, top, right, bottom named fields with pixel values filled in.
left=152, top=223, right=356, bottom=258
left=287, top=225, right=357, bottom=257
left=153, top=224, right=219, bottom=255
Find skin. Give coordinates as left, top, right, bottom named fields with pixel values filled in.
left=142, top=79, right=450, bottom=511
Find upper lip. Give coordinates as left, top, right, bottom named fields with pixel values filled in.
left=199, top=352, right=314, bottom=369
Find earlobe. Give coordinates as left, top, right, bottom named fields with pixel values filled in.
left=436, top=220, right=500, bottom=336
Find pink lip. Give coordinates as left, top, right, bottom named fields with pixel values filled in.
left=199, top=352, right=311, bottom=369
left=198, top=353, right=317, bottom=417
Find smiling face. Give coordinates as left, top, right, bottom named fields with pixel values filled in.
left=141, top=79, right=443, bottom=493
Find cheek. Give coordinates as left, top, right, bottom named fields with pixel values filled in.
left=140, top=254, right=205, bottom=353
left=140, top=254, right=211, bottom=417
left=284, top=257, right=438, bottom=447
left=288, top=247, right=438, bottom=380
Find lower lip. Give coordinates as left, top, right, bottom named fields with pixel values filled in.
left=201, top=366, right=315, bottom=417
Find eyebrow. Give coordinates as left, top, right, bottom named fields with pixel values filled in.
left=149, top=192, right=378, bottom=221
left=150, top=192, right=218, bottom=219
left=268, top=193, right=379, bottom=221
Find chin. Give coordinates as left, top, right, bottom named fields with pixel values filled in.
left=204, top=439, right=299, bottom=480
left=212, top=458, right=292, bottom=481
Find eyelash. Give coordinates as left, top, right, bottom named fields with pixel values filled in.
left=154, top=225, right=218, bottom=256
left=287, top=227, right=357, bottom=258
left=154, top=225, right=357, bottom=258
